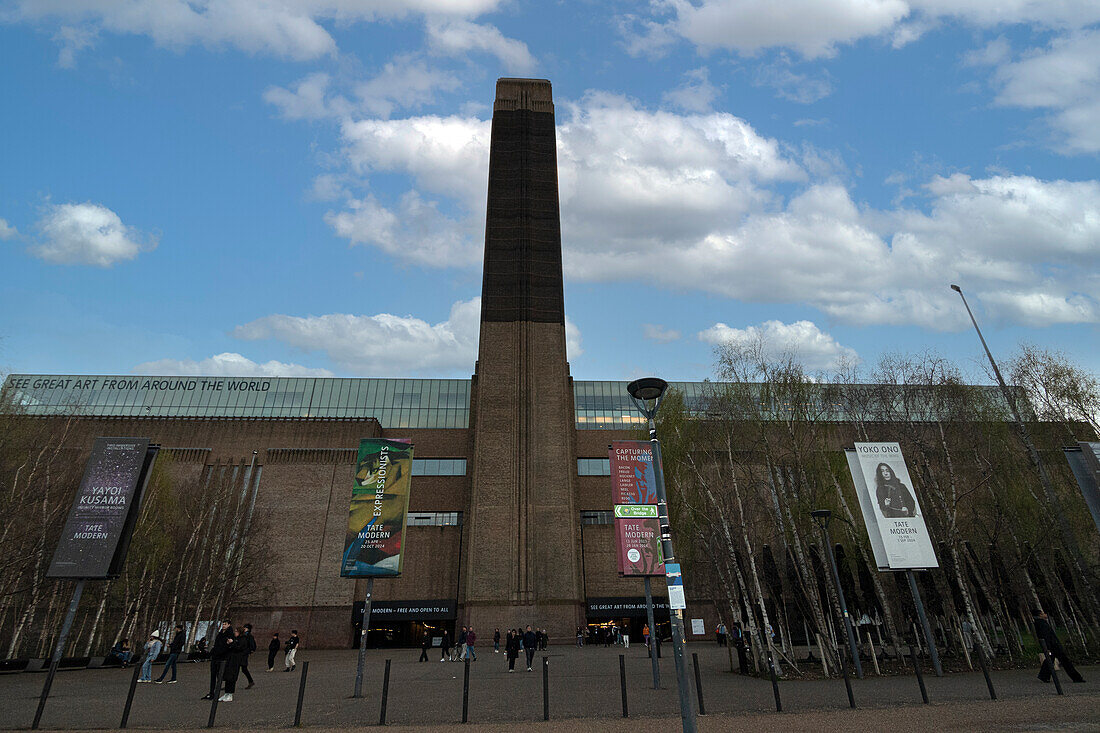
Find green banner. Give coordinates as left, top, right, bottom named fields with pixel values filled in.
left=341, top=439, right=414, bottom=577
left=615, top=504, right=658, bottom=518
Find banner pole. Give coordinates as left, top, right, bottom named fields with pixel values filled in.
left=643, top=576, right=659, bottom=689
left=906, top=571, right=942, bottom=677
left=32, top=579, right=85, bottom=730
left=354, top=577, right=374, bottom=698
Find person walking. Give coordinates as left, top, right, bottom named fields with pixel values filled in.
left=1034, top=609, right=1085, bottom=683
left=523, top=625, right=537, bottom=672
left=732, top=624, right=749, bottom=674
left=220, top=627, right=248, bottom=702
left=576, top=626, right=583, bottom=648
left=419, top=631, right=431, bottom=662
left=642, top=624, right=650, bottom=650
left=541, top=628, right=549, bottom=650
left=154, top=624, right=184, bottom=684
left=439, top=629, right=452, bottom=662
left=493, top=628, right=501, bottom=654
left=203, top=621, right=234, bottom=700
left=456, top=626, right=468, bottom=662
left=238, top=623, right=256, bottom=688
left=266, top=633, right=280, bottom=672
left=506, top=630, right=520, bottom=673
left=622, top=625, right=630, bottom=649
left=284, top=630, right=299, bottom=671
left=465, top=627, right=478, bottom=661
left=137, top=630, right=163, bottom=683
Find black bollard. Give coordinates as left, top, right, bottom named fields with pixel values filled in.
left=691, top=652, right=706, bottom=716
left=974, top=645, right=996, bottom=700
left=461, top=657, right=470, bottom=723
left=207, top=660, right=226, bottom=728
left=293, top=661, right=309, bottom=727
left=619, top=654, right=628, bottom=718
left=768, top=656, right=782, bottom=713
left=119, top=663, right=141, bottom=728
left=379, top=659, right=391, bottom=726
left=909, top=639, right=928, bottom=704
left=839, top=645, right=856, bottom=709
left=542, top=656, right=549, bottom=721
left=1039, top=640, right=1063, bottom=696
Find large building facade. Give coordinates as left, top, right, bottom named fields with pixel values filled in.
left=1, top=80, right=714, bottom=647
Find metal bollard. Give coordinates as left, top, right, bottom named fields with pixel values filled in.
left=691, top=652, right=706, bottom=716
left=768, top=656, right=782, bottom=713
left=119, top=663, right=141, bottom=728
left=619, top=654, right=628, bottom=718
left=974, top=645, right=996, bottom=700
left=207, top=660, right=226, bottom=728
left=909, top=639, right=928, bottom=704
left=839, top=644, right=856, bottom=709
left=294, top=661, right=309, bottom=727
left=461, top=658, right=470, bottom=723
left=379, top=659, right=391, bottom=726
left=542, top=656, right=549, bottom=721
left=1039, top=639, right=1063, bottom=696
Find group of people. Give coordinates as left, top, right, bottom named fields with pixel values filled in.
left=110, top=622, right=301, bottom=702
left=577, top=625, right=632, bottom=648
left=503, top=626, right=542, bottom=672
left=419, top=625, right=547, bottom=672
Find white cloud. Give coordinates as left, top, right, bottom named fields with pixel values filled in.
left=31, top=202, right=157, bottom=266
left=355, top=57, right=460, bottom=118
left=643, top=324, right=682, bottom=343
left=425, top=18, right=535, bottom=72
left=9, top=0, right=508, bottom=62
left=662, top=67, right=719, bottom=112
left=133, top=352, right=333, bottom=377
left=231, top=297, right=582, bottom=375
left=699, top=319, right=859, bottom=370
left=987, top=30, right=1100, bottom=153
left=264, top=72, right=343, bottom=121
left=753, top=56, right=833, bottom=103
left=0, top=218, right=17, bottom=239
left=53, top=25, right=97, bottom=67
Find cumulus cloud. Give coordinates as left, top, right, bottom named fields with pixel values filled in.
left=0, top=218, right=17, bottom=239
left=662, top=67, right=719, bottom=112
left=8, top=0, right=507, bottom=62
left=264, top=72, right=343, bottom=121
left=753, top=57, right=833, bottom=103
left=699, top=319, right=859, bottom=370
left=425, top=18, right=535, bottom=72
left=31, top=202, right=157, bottom=266
left=133, top=352, right=333, bottom=377
left=355, top=57, right=460, bottom=118
left=643, top=324, right=681, bottom=343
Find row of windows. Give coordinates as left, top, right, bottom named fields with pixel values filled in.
left=577, top=458, right=611, bottom=476
left=407, top=512, right=463, bottom=527
left=580, top=510, right=614, bottom=525
left=412, top=458, right=467, bottom=476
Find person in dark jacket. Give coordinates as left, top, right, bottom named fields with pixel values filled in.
left=505, top=630, right=520, bottom=672
left=874, top=463, right=916, bottom=518
left=267, top=633, right=280, bottom=672
left=523, top=625, right=537, bottom=671
left=154, top=624, right=185, bottom=683
left=493, top=628, right=501, bottom=653
left=419, top=631, right=431, bottom=662
left=203, top=621, right=235, bottom=700
left=284, top=630, right=299, bottom=671
left=220, top=626, right=249, bottom=702
left=1034, top=609, right=1085, bottom=683
left=439, top=629, right=452, bottom=662
left=238, top=623, right=256, bottom=688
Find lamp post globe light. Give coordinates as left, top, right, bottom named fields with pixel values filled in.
left=627, top=377, right=697, bottom=733
left=810, top=509, right=863, bottom=681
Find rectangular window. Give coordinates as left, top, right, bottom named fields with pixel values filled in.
left=406, top=511, right=463, bottom=526
left=580, top=510, right=614, bottom=525
left=412, top=458, right=467, bottom=476
left=577, top=458, right=611, bottom=476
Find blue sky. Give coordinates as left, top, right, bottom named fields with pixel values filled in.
left=1, top=1, right=1098, bottom=384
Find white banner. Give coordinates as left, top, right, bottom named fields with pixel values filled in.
left=852, top=442, right=938, bottom=569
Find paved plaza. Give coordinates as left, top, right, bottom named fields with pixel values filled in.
left=1, top=645, right=1095, bottom=730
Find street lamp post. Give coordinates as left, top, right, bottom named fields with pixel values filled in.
left=628, top=378, right=697, bottom=733
left=949, top=285, right=1092, bottom=594
left=810, top=510, right=863, bottom=680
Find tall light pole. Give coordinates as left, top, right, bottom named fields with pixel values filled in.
left=810, top=510, right=863, bottom=680
left=949, top=285, right=1092, bottom=595
left=628, top=377, right=697, bottom=733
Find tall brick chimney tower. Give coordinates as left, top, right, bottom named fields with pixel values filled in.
left=464, top=79, right=582, bottom=636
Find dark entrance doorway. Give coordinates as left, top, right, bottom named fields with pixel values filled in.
left=351, top=600, right=457, bottom=648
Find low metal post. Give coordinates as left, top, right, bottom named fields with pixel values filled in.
left=975, top=644, right=996, bottom=700
left=461, top=657, right=470, bottom=723
left=379, top=659, right=391, bottom=725
left=119, top=663, right=141, bottom=728
left=32, top=579, right=86, bottom=730
left=542, top=656, right=549, bottom=721
left=619, top=654, right=628, bottom=718
left=839, top=640, right=856, bottom=709
left=1039, top=639, right=1063, bottom=696
left=691, top=652, right=706, bottom=715
left=207, top=660, right=226, bottom=728
left=909, top=637, right=928, bottom=704
left=768, top=656, right=782, bottom=712
left=294, top=661, right=310, bottom=727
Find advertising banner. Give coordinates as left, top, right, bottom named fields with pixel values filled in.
left=610, top=441, right=657, bottom=505
left=341, top=438, right=414, bottom=577
left=1065, top=443, right=1100, bottom=535
left=845, top=449, right=889, bottom=569
left=665, top=562, right=686, bottom=610
left=616, top=510, right=665, bottom=576
left=851, top=442, right=938, bottom=569
left=48, top=437, right=157, bottom=579
left=585, top=597, right=671, bottom=618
